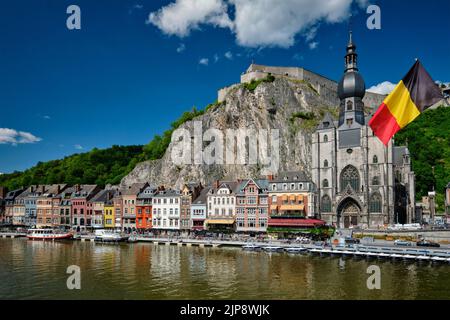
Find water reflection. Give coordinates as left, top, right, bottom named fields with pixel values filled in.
left=0, top=239, right=449, bottom=300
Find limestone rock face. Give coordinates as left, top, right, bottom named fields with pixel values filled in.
left=121, top=77, right=380, bottom=189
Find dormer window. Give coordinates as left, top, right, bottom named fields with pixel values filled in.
left=346, top=118, right=353, bottom=127
left=323, top=122, right=330, bottom=128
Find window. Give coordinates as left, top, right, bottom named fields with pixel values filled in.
left=340, top=165, right=360, bottom=192
left=347, top=100, right=353, bottom=111
left=324, top=160, right=329, bottom=168
left=373, top=155, right=378, bottom=164
left=322, top=179, right=329, bottom=188
left=321, top=195, right=332, bottom=213
left=369, top=193, right=382, bottom=213
left=372, top=176, right=380, bottom=185
left=323, top=135, right=328, bottom=143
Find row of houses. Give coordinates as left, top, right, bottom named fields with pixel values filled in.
left=0, top=172, right=324, bottom=235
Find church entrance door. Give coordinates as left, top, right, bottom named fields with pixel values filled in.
left=338, top=198, right=361, bottom=229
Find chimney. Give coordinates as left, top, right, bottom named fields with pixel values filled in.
left=267, top=174, right=274, bottom=181
left=30, top=186, right=34, bottom=193
left=214, top=180, right=220, bottom=189
left=0, top=186, right=6, bottom=199
left=41, top=185, right=45, bottom=193
left=57, top=185, right=61, bottom=194
left=76, top=184, right=81, bottom=192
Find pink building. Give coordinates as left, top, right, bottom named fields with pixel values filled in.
left=71, top=185, right=101, bottom=231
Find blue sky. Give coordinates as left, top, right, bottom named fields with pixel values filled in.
left=1, top=0, right=449, bottom=173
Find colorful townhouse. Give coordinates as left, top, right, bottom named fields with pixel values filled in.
left=267, top=171, right=318, bottom=237
left=0, top=187, right=6, bottom=225
left=36, top=185, right=67, bottom=228
left=58, top=187, right=74, bottom=229
left=71, top=185, right=101, bottom=231
left=90, top=189, right=116, bottom=229
left=190, top=187, right=210, bottom=231
left=13, top=190, right=26, bottom=226
left=104, top=197, right=115, bottom=229
left=121, top=183, right=148, bottom=233
left=236, top=179, right=269, bottom=234
left=180, top=183, right=203, bottom=232
left=14, top=185, right=46, bottom=227
left=24, top=186, right=46, bottom=227
left=206, top=181, right=239, bottom=232
left=152, top=189, right=181, bottom=231
left=136, top=185, right=156, bottom=232
left=4, top=189, right=25, bottom=225
left=113, top=191, right=123, bottom=231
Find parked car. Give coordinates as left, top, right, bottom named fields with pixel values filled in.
left=394, top=239, right=413, bottom=246
left=416, top=240, right=441, bottom=248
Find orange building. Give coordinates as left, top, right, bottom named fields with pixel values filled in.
left=136, top=186, right=156, bottom=232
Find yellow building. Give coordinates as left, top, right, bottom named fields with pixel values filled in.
left=104, top=203, right=115, bottom=229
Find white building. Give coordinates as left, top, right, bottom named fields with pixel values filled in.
left=190, top=187, right=210, bottom=231
left=152, top=190, right=181, bottom=230
left=206, top=181, right=239, bottom=232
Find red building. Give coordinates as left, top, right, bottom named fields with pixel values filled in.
left=71, top=185, right=101, bottom=231
left=136, top=186, right=156, bottom=232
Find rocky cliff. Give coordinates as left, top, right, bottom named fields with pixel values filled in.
left=121, top=77, right=383, bottom=188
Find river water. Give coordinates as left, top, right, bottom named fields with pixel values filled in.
left=0, top=238, right=449, bottom=300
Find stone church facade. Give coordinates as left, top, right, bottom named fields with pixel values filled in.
left=312, top=33, right=416, bottom=229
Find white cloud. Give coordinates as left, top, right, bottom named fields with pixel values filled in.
left=0, top=128, right=42, bottom=146
left=147, top=0, right=233, bottom=37
left=176, top=43, right=186, bottom=53
left=214, top=54, right=220, bottom=63
left=309, top=41, right=319, bottom=50
left=199, top=58, right=209, bottom=66
left=224, top=51, right=233, bottom=60
left=367, top=81, right=396, bottom=95
left=43, top=115, right=51, bottom=120
left=148, top=0, right=360, bottom=48
left=74, top=144, right=84, bottom=150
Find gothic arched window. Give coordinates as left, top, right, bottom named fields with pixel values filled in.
left=372, top=176, right=380, bottom=186
left=323, top=135, right=328, bottom=143
left=373, top=155, right=378, bottom=164
left=324, top=160, right=329, bottom=168
left=346, top=100, right=353, bottom=111
left=322, top=179, right=329, bottom=188
left=321, top=195, right=332, bottom=213
left=340, top=165, right=360, bottom=192
left=369, top=193, right=382, bottom=213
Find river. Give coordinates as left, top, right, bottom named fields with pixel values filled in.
left=0, top=238, right=449, bottom=300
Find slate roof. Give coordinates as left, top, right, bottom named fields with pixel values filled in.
left=272, top=171, right=310, bottom=183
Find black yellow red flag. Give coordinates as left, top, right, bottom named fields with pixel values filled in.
left=369, top=60, right=443, bottom=145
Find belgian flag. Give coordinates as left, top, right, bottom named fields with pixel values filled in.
left=369, top=60, right=443, bottom=145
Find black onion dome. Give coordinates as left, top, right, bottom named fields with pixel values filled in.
left=338, top=71, right=366, bottom=100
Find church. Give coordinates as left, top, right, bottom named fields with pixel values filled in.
left=312, top=33, right=416, bottom=229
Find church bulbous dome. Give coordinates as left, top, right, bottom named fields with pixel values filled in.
left=338, top=71, right=366, bottom=100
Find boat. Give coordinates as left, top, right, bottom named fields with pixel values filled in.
left=242, top=244, right=261, bottom=251
left=94, top=229, right=128, bottom=243
left=128, top=235, right=139, bottom=243
left=27, top=228, right=73, bottom=241
left=285, top=247, right=307, bottom=254
left=262, top=246, right=284, bottom=252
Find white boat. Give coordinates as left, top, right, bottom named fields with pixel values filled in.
left=262, top=246, right=284, bottom=252
left=27, top=229, right=73, bottom=241
left=242, top=244, right=261, bottom=251
left=94, top=229, right=128, bottom=243
left=285, top=247, right=307, bottom=254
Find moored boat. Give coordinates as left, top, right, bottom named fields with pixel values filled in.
left=262, top=246, right=284, bottom=252
left=94, top=229, right=128, bottom=243
left=285, top=247, right=307, bottom=254
left=242, top=244, right=261, bottom=251
left=27, top=229, right=73, bottom=241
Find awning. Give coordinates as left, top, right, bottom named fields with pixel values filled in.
left=205, top=219, right=235, bottom=225
left=280, top=205, right=305, bottom=211
left=270, top=205, right=278, bottom=210
left=268, top=218, right=325, bottom=228
left=282, top=195, right=288, bottom=201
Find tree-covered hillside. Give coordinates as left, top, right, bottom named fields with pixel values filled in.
left=395, top=106, right=450, bottom=212
left=0, top=145, right=144, bottom=189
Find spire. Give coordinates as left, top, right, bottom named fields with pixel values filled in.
left=344, top=30, right=358, bottom=72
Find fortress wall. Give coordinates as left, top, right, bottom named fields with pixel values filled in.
left=364, top=92, right=386, bottom=111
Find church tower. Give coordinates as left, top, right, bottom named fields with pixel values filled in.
left=337, top=31, right=366, bottom=128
